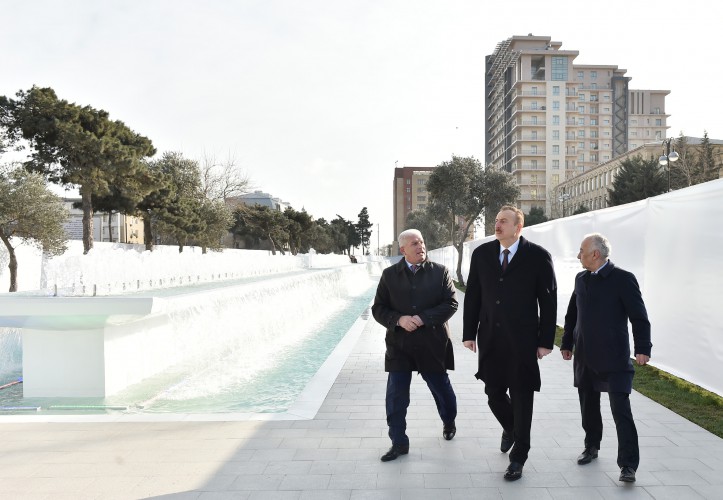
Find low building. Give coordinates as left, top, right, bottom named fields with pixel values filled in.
left=62, top=199, right=144, bottom=244
left=552, top=137, right=723, bottom=217
left=226, top=190, right=290, bottom=211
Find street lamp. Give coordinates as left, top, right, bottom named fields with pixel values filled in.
left=658, top=138, right=680, bottom=192
left=558, top=192, right=571, bottom=217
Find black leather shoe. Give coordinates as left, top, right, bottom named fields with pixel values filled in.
left=500, top=430, right=514, bottom=453
left=443, top=424, right=456, bottom=441
left=619, top=466, right=636, bottom=482
left=504, top=461, right=524, bottom=481
left=576, top=447, right=599, bottom=465
left=380, top=444, right=409, bottom=462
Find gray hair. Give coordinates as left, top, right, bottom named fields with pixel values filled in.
left=584, top=232, right=612, bottom=258
left=398, top=228, right=423, bottom=246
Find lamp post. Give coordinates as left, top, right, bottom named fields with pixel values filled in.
left=377, top=223, right=380, bottom=257
left=658, top=138, right=680, bottom=192
left=558, top=191, right=570, bottom=217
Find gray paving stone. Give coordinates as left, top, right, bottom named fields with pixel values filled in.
left=0, top=299, right=720, bottom=499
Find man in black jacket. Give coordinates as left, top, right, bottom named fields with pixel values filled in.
left=463, top=205, right=557, bottom=481
left=561, top=233, right=652, bottom=483
left=372, top=229, right=458, bottom=462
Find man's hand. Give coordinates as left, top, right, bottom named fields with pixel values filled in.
left=537, top=347, right=552, bottom=359
left=635, top=354, right=650, bottom=365
left=560, top=349, right=572, bottom=360
left=398, top=315, right=424, bottom=332
left=463, top=340, right=477, bottom=353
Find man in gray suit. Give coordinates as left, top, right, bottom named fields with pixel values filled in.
left=561, top=233, right=652, bottom=483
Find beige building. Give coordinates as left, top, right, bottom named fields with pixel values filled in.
left=62, top=199, right=144, bottom=244
left=551, top=137, right=723, bottom=217
left=392, top=166, right=434, bottom=245
left=485, top=35, right=669, bottom=217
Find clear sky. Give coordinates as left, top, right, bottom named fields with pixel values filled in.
left=2, top=0, right=721, bottom=249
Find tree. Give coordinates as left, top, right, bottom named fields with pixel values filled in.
left=284, top=207, right=314, bottom=255
left=329, top=216, right=355, bottom=254
left=232, top=205, right=289, bottom=255
left=194, top=199, right=233, bottom=254
left=135, top=152, right=179, bottom=251
left=332, top=215, right=359, bottom=255
left=404, top=209, right=450, bottom=251
left=0, top=166, right=68, bottom=291
left=150, top=153, right=205, bottom=252
left=199, top=152, right=251, bottom=202
left=607, top=155, right=666, bottom=206
left=573, top=204, right=590, bottom=215
left=668, top=134, right=697, bottom=189
left=0, top=87, right=156, bottom=254
left=525, top=206, right=548, bottom=226
left=306, top=217, right=335, bottom=254
left=356, top=207, right=373, bottom=255
left=426, top=156, right=519, bottom=285
left=696, top=131, right=719, bottom=183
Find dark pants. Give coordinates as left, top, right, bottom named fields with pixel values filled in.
left=579, top=388, right=639, bottom=470
left=386, top=371, right=457, bottom=446
left=485, top=384, right=534, bottom=464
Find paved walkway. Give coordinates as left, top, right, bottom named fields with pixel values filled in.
left=0, top=297, right=721, bottom=499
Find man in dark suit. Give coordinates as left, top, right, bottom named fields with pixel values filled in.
left=372, top=229, right=458, bottom=462
left=561, top=233, right=651, bottom=483
left=463, top=205, right=557, bottom=481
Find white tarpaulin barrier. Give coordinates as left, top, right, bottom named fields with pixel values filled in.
left=428, top=178, right=723, bottom=397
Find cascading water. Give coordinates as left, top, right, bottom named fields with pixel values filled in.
left=0, top=263, right=382, bottom=415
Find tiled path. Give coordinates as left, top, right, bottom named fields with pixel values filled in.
left=0, top=296, right=720, bottom=499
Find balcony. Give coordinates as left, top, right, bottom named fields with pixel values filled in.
left=519, top=149, right=546, bottom=155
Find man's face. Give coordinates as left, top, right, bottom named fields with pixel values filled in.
left=400, top=234, right=426, bottom=264
left=495, top=209, right=521, bottom=243
left=577, top=237, right=598, bottom=271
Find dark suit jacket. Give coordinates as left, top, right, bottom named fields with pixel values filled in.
left=561, top=261, right=652, bottom=393
left=372, top=259, right=458, bottom=373
left=462, top=236, right=557, bottom=391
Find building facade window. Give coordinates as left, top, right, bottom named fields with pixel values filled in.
left=552, top=160, right=560, bottom=169
left=553, top=115, right=560, bottom=125
left=551, top=57, right=568, bottom=80
left=553, top=130, right=560, bottom=140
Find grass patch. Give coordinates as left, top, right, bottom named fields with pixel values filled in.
left=456, top=281, right=723, bottom=439
left=553, top=326, right=722, bottom=438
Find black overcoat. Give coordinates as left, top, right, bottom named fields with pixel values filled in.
left=462, top=236, right=557, bottom=391
left=372, top=259, right=458, bottom=372
left=561, top=261, right=652, bottom=393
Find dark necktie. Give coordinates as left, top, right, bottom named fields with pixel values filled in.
left=501, top=249, right=510, bottom=272
left=411, top=264, right=419, bottom=274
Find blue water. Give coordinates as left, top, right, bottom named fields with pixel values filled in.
left=0, top=283, right=376, bottom=416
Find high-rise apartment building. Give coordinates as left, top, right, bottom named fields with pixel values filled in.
left=485, top=35, right=669, bottom=216
left=392, top=166, right=434, bottom=249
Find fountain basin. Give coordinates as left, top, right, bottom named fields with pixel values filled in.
left=0, top=265, right=377, bottom=399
